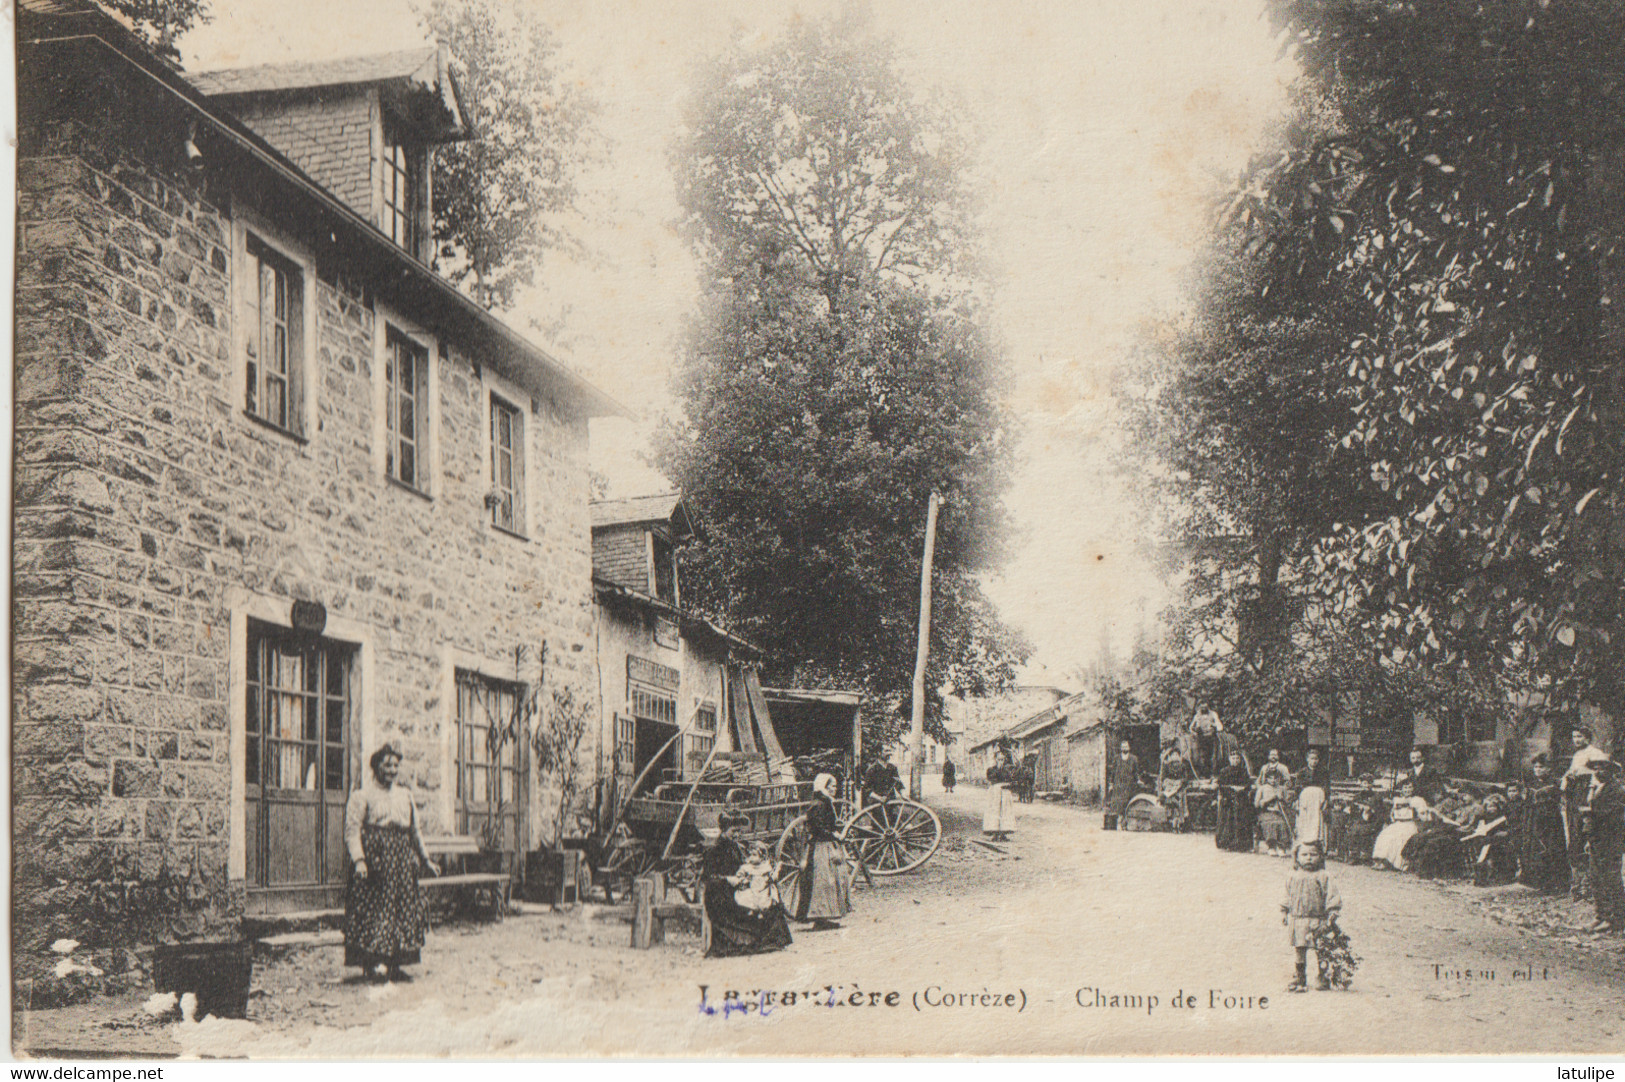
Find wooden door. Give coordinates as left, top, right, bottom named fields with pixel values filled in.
left=245, top=624, right=353, bottom=913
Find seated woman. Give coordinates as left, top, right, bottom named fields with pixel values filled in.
left=1330, top=777, right=1383, bottom=865
left=1371, top=787, right=1426, bottom=871
left=703, top=811, right=793, bottom=958
left=1404, top=792, right=1477, bottom=879
left=1255, top=749, right=1294, bottom=855
left=1464, top=792, right=1515, bottom=886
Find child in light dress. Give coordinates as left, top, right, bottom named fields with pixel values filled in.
left=1282, top=840, right=1343, bottom=992
left=733, top=841, right=778, bottom=911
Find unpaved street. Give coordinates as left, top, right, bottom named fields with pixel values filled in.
left=23, top=782, right=1625, bottom=1057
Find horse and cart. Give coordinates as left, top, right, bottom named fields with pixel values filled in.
left=575, top=688, right=942, bottom=903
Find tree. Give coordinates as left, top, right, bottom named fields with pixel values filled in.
left=417, top=0, right=599, bottom=310
left=672, top=12, right=976, bottom=313
left=659, top=16, right=1026, bottom=743
left=1225, top=0, right=1625, bottom=729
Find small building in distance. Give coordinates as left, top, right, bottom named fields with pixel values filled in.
left=590, top=494, right=778, bottom=815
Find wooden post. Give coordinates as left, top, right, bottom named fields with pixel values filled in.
left=909, top=492, right=941, bottom=801
left=631, top=874, right=656, bottom=949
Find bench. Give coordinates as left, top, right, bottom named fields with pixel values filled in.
left=419, top=835, right=511, bottom=918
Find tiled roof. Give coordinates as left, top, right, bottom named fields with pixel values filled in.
left=591, top=493, right=685, bottom=530
left=190, top=48, right=439, bottom=96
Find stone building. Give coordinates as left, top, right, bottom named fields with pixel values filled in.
left=588, top=494, right=773, bottom=811
left=13, top=0, right=623, bottom=986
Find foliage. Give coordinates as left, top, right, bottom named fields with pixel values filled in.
left=659, top=14, right=1027, bottom=749
left=417, top=0, right=599, bottom=309
left=1228, top=0, right=1625, bottom=723
left=532, top=684, right=591, bottom=847
left=111, top=0, right=209, bottom=61
left=1133, top=0, right=1625, bottom=737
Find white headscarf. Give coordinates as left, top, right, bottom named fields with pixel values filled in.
left=813, top=773, right=836, bottom=798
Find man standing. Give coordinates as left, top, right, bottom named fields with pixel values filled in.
left=1190, top=703, right=1221, bottom=777
left=1105, top=740, right=1141, bottom=830
left=1584, top=758, right=1624, bottom=933
left=1563, top=726, right=1609, bottom=897
left=1405, top=747, right=1447, bottom=806
left=940, top=757, right=956, bottom=794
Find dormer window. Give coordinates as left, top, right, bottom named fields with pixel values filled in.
left=652, top=534, right=676, bottom=605
left=381, top=121, right=420, bottom=256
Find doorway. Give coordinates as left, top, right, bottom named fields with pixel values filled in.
left=244, top=621, right=355, bottom=914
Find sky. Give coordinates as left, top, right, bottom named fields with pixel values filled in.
left=182, top=0, right=1293, bottom=684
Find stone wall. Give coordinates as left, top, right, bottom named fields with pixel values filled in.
left=13, top=116, right=596, bottom=993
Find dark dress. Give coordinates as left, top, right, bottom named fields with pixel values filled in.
left=1105, top=753, right=1141, bottom=828
left=702, top=836, right=793, bottom=958
left=1587, top=779, right=1625, bottom=927
left=941, top=760, right=956, bottom=792
left=1517, top=781, right=1570, bottom=893
left=1214, top=763, right=1256, bottom=851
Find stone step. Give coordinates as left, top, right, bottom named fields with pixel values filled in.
left=241, top=908, right=344, bottom=943
left=255, top=929, right=344, bottom=950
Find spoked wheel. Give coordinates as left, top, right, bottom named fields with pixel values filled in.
left=774, top=815, right=810, bottom=902
left=1123, top=794, right=1164, bottom=832
left=841, top=798, right=941, bottom=875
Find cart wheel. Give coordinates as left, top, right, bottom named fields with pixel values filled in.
left=664, top=854, right=704, bottom=903
left=841, top=798, right=941, bottom=875
left=774, top=815, right=810, bottom=900
left=1123, top=794, right=1162, bottom=832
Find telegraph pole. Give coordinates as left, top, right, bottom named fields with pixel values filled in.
left=909, top=492, right=941, bottom=800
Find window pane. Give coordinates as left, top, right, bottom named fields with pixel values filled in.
left=273, top=266, right=286, bottom=321
left=246, top=363, right=258, bottom=414
left=303, top=695, right=320, bottom=741
left=326, top=698, right=345, bottom=744
left=245, top=738, right=260, bottom=784
left=399, top=348, right=415, bottom=396
left=326, top=653, right=346, bottom=697
left=247, top=640, right=260, bottom=683
left=269, top=376, right=287, bottom=427
left=326, top=747, right=345, bottom=791
left=246, top=687, right=260, bottom=734
left=273, top=326, right=287, bottom=374
left=399, top=395, right=415, bottom=442
left=304, top=652, right=322, bottom=693
left=399, top=442, right=415, bottom=487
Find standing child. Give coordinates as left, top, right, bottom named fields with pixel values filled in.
left=1282, top=841, right=1343, bottom=991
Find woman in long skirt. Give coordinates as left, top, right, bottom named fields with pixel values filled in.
left=1372, top=793, right=1427, bottom=871
left=703, top=811, right=793, bottom=957
left=984, top=751, right=1017, bottom=839
left=1214, top=750, right=1256, bottom=851
left=1293, top=749, right=1329, bottom=847
left=344, top=744, right=438, bottom=981
left=793, top=773, right=852, bottom=929
left=1517, top=755, right=1570, bottom=893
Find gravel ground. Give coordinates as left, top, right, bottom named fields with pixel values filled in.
left=15, top=780, right=1625, bottom=1058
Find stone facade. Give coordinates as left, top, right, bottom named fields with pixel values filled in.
left=13, top=33, right=604, bottom=998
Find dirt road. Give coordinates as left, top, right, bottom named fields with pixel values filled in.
left=23, top=782, right=1625, bottom=1057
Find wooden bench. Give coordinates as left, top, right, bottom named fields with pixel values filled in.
left=419, top=835, right=511, bottom=918
left=630, top=873, right=704, bottom=949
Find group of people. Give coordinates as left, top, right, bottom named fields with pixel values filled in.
left=701, top=771, right=854, bottom=957
left=336, top=745, right=856, bottom=979
left=1356, top=729, right=1623, bottom=934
